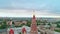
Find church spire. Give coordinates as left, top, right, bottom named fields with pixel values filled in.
left=33, top=10, right=35, bottom=15
left=32, top=10, right=35, bottom=19
left=30, top=10, right=38, bottom=34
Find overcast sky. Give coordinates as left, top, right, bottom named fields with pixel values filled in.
left=0, top=0, right=60, bottom=17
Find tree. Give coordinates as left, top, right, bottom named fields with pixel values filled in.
left=57, top=24, right=60, bottom=28
left=48, top=23, right=51, bottom=25
left=12, top=22, right=14, bottom=24
left=1, top=19, right=7, bottom=29
left=26, top=20, right=31, bottom=27
left=55, top=29, right=60, bottom=32
left=36, top=20, right=40, bottom=25
left=19, top=32, right=21, bottom=34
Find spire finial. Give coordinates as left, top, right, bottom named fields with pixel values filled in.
left=33, top=10, right=35, bottom=16
left=32, top=10, right=35, bottom=19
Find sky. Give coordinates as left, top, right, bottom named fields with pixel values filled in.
left=0, top=0, right=60, bottom=18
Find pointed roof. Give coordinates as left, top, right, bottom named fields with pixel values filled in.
left=32, top=10, right=35, bottom=15
left=22, top=28, right=26, bottom=33
left=32, top=10, right=35, bottom=19
left=9, top=28, right=14, bottom=34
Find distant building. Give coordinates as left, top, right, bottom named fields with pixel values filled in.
left=22, top=21, right=27, bottom=24
left=14, top=21, right=22, bottom=26
left=14, top=20, right=27, bottom=26
left=7, top=21, right=12, bottom=26
left=38, top=24, right=55, bottom=34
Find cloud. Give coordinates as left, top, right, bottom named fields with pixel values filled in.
left=0, top=9, right=60, bottom=18
left=0, top=9, right=32, bottom=17
left=0, top=0, right=60, bottom=18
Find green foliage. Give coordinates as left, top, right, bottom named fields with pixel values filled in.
left=12, top=22, right=14, bottom=24
left=48, top=23, right=51, bottom=26
left=55, top=30, right=60, bottom=32
left=57, top=24, right=60, bottom=28
left=0, top=24, right=7, bottom=29
left=26, top=20, right=31, bottom=27
left=20, top=24, right=25, bottom=27
left=55, top=21, right=60, bottom=24
left=36, top=20, right=40, bottom=25
left=0, top=19, right=7, bottom=29
left=19, top=32, right=21, bottom=34
left=38, top=30, right=40, bottom=32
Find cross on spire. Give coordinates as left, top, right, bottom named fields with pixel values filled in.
left=32, top=10, right=35, bottom=16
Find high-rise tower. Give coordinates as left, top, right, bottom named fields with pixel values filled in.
left=30, top=10, right=38, bottom=34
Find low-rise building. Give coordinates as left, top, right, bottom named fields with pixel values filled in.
left=6, top=21, right=12, bottom=26
left=14, top=20, right=27, bottom=26
left=14, top=21, right=22, bottom=26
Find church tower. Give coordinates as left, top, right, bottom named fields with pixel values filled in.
left=30, top=10, right=38, bottom=34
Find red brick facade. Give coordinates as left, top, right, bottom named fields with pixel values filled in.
left=30, top=15, right=38, bottom=34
